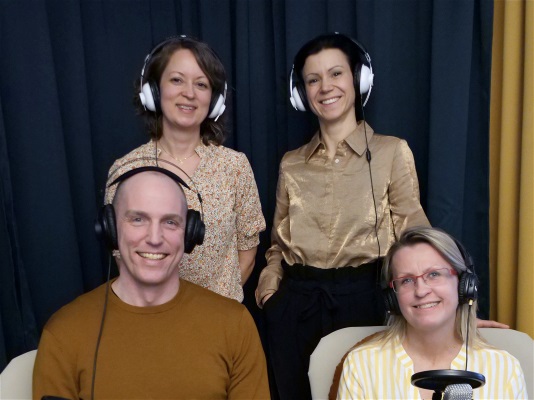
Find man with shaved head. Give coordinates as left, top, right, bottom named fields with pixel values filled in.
left=33, top=167, right=269, bottom=399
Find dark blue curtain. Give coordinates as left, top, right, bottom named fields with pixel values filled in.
left=0, top=0, right=493, bottom=371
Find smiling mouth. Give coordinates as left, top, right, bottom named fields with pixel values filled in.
left=178, top=105, right=195, bottom=111
left=138, top=252, right=167, bottom=260
left=320, top=97, right=340, bottom=105
left=415, top=302, right=439, bottom=309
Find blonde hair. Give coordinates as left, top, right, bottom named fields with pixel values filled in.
left=375, top=226, right=485, bottom=349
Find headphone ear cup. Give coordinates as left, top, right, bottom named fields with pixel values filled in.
left=95, top=205, right=118, bottom=251
left=354, top=63, right=362, bottom=93
left=149, top=81, right=161, bottom=114
left=382, top=287, right=401, bottom=316
left=208, top=93, right=226, bottom=119
left=359, top=64, right=373, bottom=95
left=140, top=81, right=156, bottom=112
left=184, top=209, right=205, bottom=254
left=458, top=271, right=478, bottom=305
left=291, top=84, right=307, bottom=112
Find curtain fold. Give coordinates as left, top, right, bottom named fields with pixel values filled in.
left=0, top=102, right=39, bottom=368
left=0, top=0, right=495, bottom=370
left=490, top=0, right=534, bottom=337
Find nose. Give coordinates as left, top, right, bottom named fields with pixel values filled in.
left=414, top=276, right=432, bottom=297
left=181, top=81, right=195, bottom=99
left=320, top=78, right=333, bottom=92
left=146, top=222, right=163, bottom=246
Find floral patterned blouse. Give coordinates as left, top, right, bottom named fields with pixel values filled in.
left=104, top=140, right=266, bottom=302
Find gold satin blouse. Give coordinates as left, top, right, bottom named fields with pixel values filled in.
left=256, top=122, right=430, bottom=305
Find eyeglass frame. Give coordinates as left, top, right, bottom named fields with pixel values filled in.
left=389, top=267, right=459, bottom=294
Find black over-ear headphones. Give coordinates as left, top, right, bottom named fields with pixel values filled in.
left=95, top=166, right=205, bottom=254
left=138, top=35, right=227, bottom=121
left=289, top=32, right=374, bottom=112
left=382, top=236, right=479, bottom=316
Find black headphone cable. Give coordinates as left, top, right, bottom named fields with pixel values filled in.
left=154, top=144, right=205, bottom=217
left=465, top=299, right=473, bottom=371
left=360, top=99, right=382, bottom=290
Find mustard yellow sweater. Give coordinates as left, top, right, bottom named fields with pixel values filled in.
left=33, top=279, right=269, bottom=399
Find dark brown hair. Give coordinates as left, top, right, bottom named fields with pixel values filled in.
left=134, top=36, right=227, bottom=145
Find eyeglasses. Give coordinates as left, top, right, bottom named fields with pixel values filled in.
left=389, top=268, right=458, bottom=294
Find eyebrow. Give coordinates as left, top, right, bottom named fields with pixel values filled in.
left=393, top=265, right=448, bottom=277
left=167, top=70, right=208, bottom=80
left=303, top=65, right=345, bottom=78
left=124, top=210, right=185, bottom=225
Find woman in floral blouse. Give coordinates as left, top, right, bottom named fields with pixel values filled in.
left=105, top=36, right=265, bottom=302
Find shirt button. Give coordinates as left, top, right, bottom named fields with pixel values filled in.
left=335, top=159, right=340, bottom=164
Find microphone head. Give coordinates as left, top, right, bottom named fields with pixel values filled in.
left=443, top=383, right=473, bottom=400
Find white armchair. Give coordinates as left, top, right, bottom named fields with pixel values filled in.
left=0, top=349, right=37, bottom=400
left=308, top=327, right=534, bottom=400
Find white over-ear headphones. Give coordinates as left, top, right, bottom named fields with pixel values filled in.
left=139, top=35, right=227, bottom=121
left=289, top=33, right=374, bottom=112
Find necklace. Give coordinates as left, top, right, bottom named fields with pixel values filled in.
left=159, top=143, right=197, bottom=165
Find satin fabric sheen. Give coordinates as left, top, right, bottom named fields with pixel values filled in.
left=257, top=122, right=430, bottom=304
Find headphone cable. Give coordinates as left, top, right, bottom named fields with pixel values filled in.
left=465, top=300, right=473, bottom=371
left=360, top=101, right=382, bottom=292
left=154, top=142, right=204, bottom=217
left=360, top=102, right=381, bottom=259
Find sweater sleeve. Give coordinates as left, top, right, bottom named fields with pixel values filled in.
left=33, top=326, right=78, bottom=400
left=227, top=309, right=270, bottom=399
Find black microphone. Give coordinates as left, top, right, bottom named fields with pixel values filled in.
left=41, top=397, right=73, bottom=400
left=443, top=383, right=473, bottom=400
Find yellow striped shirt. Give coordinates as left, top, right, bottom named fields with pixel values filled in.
left=337, top=336, right=527, bottom=399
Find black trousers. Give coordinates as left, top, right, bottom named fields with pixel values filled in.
left=263, top=261, right=386, bottom=400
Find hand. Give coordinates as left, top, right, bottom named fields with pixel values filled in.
left=476, top=317, right=509, bottom=329
left=262, top=293, right=274, bottom=306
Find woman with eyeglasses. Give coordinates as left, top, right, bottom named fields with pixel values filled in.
left=334, top=227, right=527, bottom=399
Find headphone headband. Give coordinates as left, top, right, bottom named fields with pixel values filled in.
left=452, top=237, right=475, bottom=274
left=139, top=36, right=181, bottom=89
left=97, top=160, right=205, bottom=254
left=107, top=165, right=191, bottom=190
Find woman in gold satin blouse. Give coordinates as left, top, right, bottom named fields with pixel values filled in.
left=255, top=33, right=430, bottom=400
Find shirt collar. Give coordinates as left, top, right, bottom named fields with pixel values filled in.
left=304, top=132, right=323, bottom=162
left=304, top=121, right=375, bottom=162
left=344, top=121, right=375, bottom=156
